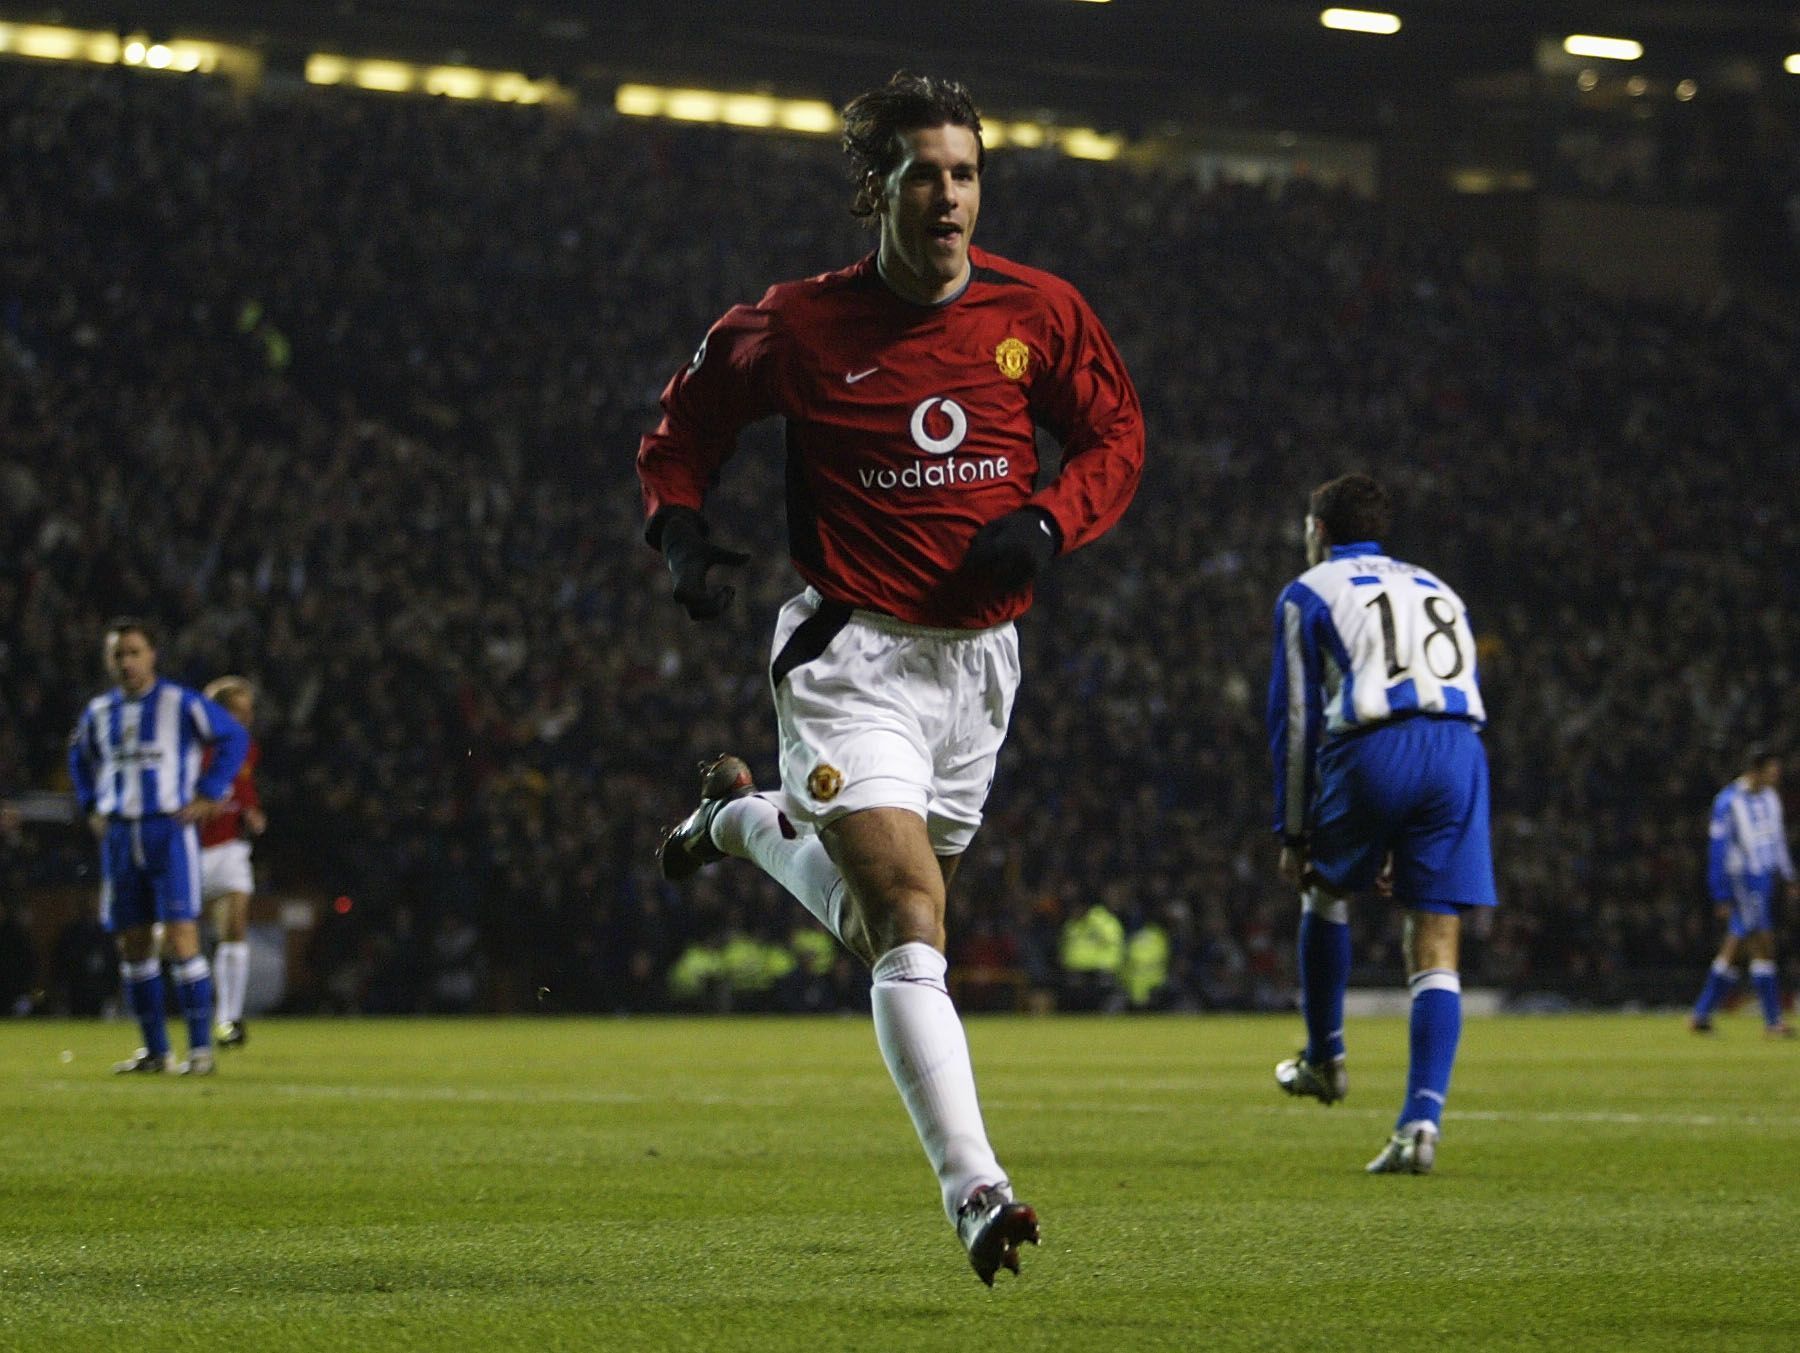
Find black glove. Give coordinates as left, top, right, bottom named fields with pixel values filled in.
left=657, top=508, right=750, bottom=620
left=962, top=508, right=1059, bottom=592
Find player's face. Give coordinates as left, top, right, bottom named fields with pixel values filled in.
left=875, top=123, right=981, bottom=304
left=104, top=630, right=156, bottom=695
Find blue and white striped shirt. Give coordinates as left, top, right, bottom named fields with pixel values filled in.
left=1708, top=779, right=1795, bottom=899
left=1268, top=542, right=1484, bottom=839
left=69, top=679, right=249, bottom=820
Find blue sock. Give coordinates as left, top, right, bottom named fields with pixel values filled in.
left=1749, top=960, right=1782, bottom=1028
left=1693, top=960, right=1737, bottom=1022
left=1299, top=904, right=1350, bottom=1063
left=1399, top=970, right=1461, bottom=1131
left=121, top=959, right=171, bottom=1058
left=172, top=955, right=215, bottom=1053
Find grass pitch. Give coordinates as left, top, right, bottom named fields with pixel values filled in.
left=3, top=1013, right=1796, bottom=1351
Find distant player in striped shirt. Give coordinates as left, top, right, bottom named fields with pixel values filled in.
left=1266, top=474, right=1497, bottom=1174
left=68, top=619, right=249, bottom=1075
left=1689, top=747, right=1796, bottom=1037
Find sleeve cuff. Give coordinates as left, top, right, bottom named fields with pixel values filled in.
left=646, top=505, right=705, bottom=551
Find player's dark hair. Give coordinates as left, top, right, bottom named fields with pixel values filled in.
left=842, top=71, right=984, bottom=221
left=1309, top=474, right=1391, bottom=545
left=1744, top=743, right=1781, bottom=771
left=104, top=615, right=157, bottom=648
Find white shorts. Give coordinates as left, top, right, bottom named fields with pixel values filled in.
left=200, top=839, right=254, bottom=902
left=769, top=588, right=1020, bottom=856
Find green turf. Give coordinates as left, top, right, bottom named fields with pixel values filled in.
left=2, top=1013, right=1796, bottom=1351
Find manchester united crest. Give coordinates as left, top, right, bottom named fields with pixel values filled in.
left=807, top=763, right=845, bottom=802
left=994, top=337, right=1030, bottom=382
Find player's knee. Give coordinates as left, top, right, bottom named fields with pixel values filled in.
left=1301, top=887, right=1349, bottom=925
left=163, top=921, right=202, bottom=961
left=117, top=927, right=156, bottom=963
left=222, top=894, right=250, bottom=941
left=857, top=884, right=945, bottom=956
left=1405, top=910, right=1461, bottom=974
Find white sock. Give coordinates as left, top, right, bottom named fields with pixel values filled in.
left=214, top=941, right=250, bottom=1023
left=713, top=795, right=850, bottom=944
left=870, top=942, right=1005, bottom=1223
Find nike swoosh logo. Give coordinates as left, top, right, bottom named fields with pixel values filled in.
left=844, top=367, right=878, bottom=384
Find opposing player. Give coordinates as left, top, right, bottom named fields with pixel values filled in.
left=1266, top=474, right=1496, bottom=1174
left=638, top=72, right=1143, bottom=1282
left=200, top=676, right=266, bottom=1048
left=68, top=619, right=249, bottom=1075
left=1689, top=747, right=1796, bottom=1037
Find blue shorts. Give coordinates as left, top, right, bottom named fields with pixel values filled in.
left=1309, top=718, right=1497, bottom=913
left=1724, top=875, right=1777, bottom=937
left=98, top=816, right=202, bottom=933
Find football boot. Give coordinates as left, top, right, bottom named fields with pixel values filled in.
left=1366, top=1123, right=1438, bottom=1175
left=657, top=754, right=755, bottom=882
left=1275, top=1051, right=1348, bottom=1105
left=956, top=1183, right=1040, bottom=1287
left=113, top=1048, right=174, bottom=1074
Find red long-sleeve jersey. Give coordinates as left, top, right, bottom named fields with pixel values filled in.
left=198, top=738, right=260, bottom=848
left=638, top=248, right=1144, bottom=628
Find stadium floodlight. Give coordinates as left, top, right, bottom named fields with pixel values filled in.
left=1563, top=35, right=1642, bottom=61
left=424, top=66, right=485, bottom=100
left=489, top=73, right=551, bottom=104
left=775, top=101, right=837, bottom=134
left=614, top=83, right=834, bottom=132
left=13, top=24, right=81, bottom=59
left=1060, top=128, right=1122, bottom=161
left=721, top=94, right=778, bottom=128
left=306, top=53, right=349, bottom=85
left=353, top=61, right=413, bottom=93
left=614, top=83, right=662, bottom=116
left=664, top=89, right=723, bottom=122
left=0, top=22, right=221, bottom=73
left=1786, top=54, right=1800, bottom=75
left=1320, top=9, right=1401, bottom=36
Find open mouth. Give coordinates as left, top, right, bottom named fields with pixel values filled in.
left=928, top=222, right=963, bottom=242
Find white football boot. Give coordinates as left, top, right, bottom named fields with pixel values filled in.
left=1366, top=1122, right=1438, bottom=1175
left=1275, top=1052, right=1348, bottom=1105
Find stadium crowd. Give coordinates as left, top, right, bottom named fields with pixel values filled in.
left=2, top=63, right=1796, bottom=1014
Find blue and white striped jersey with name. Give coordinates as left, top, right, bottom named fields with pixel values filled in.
left=69, top=679, right=249, bottom=820
left=1708, top=779, right=1795, bottom=899
left=1268, top=542, right=1484, bottom=839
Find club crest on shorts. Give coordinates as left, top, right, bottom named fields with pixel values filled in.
left=807, top=762, right=844, bottom=802
left=994, top=336, right=1030, bottom=381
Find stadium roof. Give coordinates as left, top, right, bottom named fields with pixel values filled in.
left=9, top=1, right=1800, bottom=132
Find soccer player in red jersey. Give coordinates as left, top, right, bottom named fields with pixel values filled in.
left=199, top=676, right=266, bottom=1048
left=640, top=73, right=1144, bottom=1284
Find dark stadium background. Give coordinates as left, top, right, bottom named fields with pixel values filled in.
left=2, top=0, right=1797, bottom=1018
